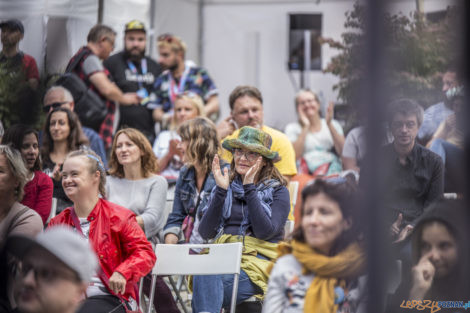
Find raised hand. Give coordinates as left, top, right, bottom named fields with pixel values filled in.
left=243, top=156, right=263, bottom=185
left=410, top=252, right=435, bottom=300
left=212, top=154, right=229, bottom=190
left=297, top=105, right=310, bottom=129
left=168, top=139, right=180, bottom=157
left=326, top=101, right=335, bottom=125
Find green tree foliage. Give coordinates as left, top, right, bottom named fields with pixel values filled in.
left=321, top=3, right=460, bottom=113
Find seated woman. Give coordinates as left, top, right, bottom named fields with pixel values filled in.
left=192, top=126, right=290, bottom=313
left=106, top=128, right=179, bottom=313
left=399, top=199, right=467, bottom=304
left=285, top=89, right=344, bottom=176
left=2, top=124, right=53, bottom=225
left=153, top=91, right=205, bottom=182
left=41, top=107, right=89, bottom=213
left=263, top=179, right=366, bottom=313
left=163, top=117, right=224, bottom=244
left=0, top=145, right=43, bottom=247
left=48, top=149, right=155, bottom=313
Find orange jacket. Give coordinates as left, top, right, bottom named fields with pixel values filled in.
left=49, top=198, right=156, bottom=301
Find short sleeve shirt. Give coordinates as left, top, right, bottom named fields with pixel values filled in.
left=342, top=126, right=366, bottom=162
left=150, top=65, right=218, bottom=112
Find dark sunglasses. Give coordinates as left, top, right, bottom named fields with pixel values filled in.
left=43, top=102, right=68, bottom=113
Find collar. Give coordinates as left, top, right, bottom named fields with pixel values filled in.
left=391, top=141, right=418, bottom=165
left=84, top=198, right=102, bottom=222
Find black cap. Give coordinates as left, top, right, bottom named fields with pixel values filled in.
left=0, top=19, right=24, bottom=34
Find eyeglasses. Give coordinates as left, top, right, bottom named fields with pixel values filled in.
left=43, top=102, right=69, bottom=113
left=391, top=121, right=417, bottom=130
left=233, top=149, right=259, bottom=162
left=104, top=37, right=115, bottom=49
left=16, top=261, right=80, bottom=284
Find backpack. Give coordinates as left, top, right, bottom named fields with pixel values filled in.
left=55, top=49, right=107, bottom=131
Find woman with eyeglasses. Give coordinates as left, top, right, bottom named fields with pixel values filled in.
left=48, top=148, right=155, bottom=313
left=191, top=126, right=290, bottom=313
left=153, top=92, right=205, bottom=183
left=162, top=117, right=226, bottom=245
left=41, top=107, right=89, bottom=213
left=2, top=124, right=53, bottom=225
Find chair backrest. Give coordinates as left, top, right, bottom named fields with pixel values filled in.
left=288, top=181, right=299, bottom=208
left=46, top=198, right=57, bottom=224
left=153, top=243, right=243, bottom=276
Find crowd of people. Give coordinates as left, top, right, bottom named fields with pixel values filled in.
left=0, top=17, right=468, bottom=313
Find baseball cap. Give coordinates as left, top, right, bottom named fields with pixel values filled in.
left=0, top=19, right=24, bottom=34
left=125, top=20, right=146, bottom=33
left=6, top=226, right=98, bottom=283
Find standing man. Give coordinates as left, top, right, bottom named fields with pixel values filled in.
left=67, top=24, right=139, bottom=150
left=104, top=20, right=161, bottom=143
left=218, top=85, right=297, bottom=181
left=151, top=34, right=219, bottom=126
left=7, top=226, right=98, bottom=313
left=0, top=19, right=39, bottom=128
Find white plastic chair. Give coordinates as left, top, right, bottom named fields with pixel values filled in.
left=46, top=197, right=57, bottom=224
left=146, top=242, right=243, bottom=313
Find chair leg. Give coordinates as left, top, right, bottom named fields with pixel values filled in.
left=168, top=276, right=189, bottom=313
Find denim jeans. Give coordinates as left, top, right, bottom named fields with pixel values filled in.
left=191, top=269, right=262, bottom=313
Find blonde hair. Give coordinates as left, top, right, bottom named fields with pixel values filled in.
left=65, top=149, right=107, bottom=198
left=108, top=128, right=159, bottom=178
left=177, top=117, right=219, bottom=174
left=0, top=145, right=28, bottom=201
left=157, top=34, right=186, bottom=56
left=170, top=93, right=205, bottom=129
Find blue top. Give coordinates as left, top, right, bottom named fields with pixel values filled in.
left=82, top=126, right=107, bottom=167
left=198, top=179, right=290, bottom=243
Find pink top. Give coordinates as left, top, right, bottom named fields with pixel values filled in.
left=21, top=171, right=53, bottom=225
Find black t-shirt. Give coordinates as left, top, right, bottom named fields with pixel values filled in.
left=104, top=51, right=161, bottom=142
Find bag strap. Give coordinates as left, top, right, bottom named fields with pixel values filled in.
left=65, top=48, right=90, bottom=73
left=6, top=206, right=30, bottom=235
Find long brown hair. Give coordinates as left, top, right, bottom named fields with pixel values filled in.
left=108, top=128, right=159, bottom=178
left=177, top=117, right=219, bottom=174
left=41, top=107, right=89, bottom=161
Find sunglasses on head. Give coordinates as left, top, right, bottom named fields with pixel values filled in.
left=43, top=102, right=68, bottom=113
left=158, top=33, right=175, bottom=43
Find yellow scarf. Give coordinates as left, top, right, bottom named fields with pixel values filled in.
left=276, top=240, right=365, bottom=313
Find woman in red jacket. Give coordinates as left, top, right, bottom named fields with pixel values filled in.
left=2, top=124, right=53, bottom=224
left=49, top=148, right=156, bottom=313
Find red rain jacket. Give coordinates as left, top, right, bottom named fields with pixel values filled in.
left=49, top=198, right=156, bottom=301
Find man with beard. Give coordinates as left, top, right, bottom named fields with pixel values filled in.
left=151, top=34, right=219, bottom=126
left=0, top=19, right=39, bottom=128
left=218, top=85, right=297, bottom=181
left=417, top=65, right=462, bottom=146
left=104, top=20, right=161, bottom=143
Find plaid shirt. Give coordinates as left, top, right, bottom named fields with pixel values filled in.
left=149, top=65, right=218, bottom=112
left=68, top=46, right=115, bottom=149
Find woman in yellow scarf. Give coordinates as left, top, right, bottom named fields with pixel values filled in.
left=263, top=179, right=367, bottom=313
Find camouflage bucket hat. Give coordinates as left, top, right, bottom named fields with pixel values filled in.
left=222, top=126, right=281, bottom=162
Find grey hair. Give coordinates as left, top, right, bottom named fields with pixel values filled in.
left=387, top=98, right=424, bottom=127
left=0, top=145, right=28, bottom=201
left=45, top=86, right=74, bottom=103
left=0, top=120, right=4, bottom=138
left=294, top=89, right=320, bottom=108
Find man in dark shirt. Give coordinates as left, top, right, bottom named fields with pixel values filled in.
left=364, top=99, right=444, bottom=242
left=104, top=20, right=161, bottom=143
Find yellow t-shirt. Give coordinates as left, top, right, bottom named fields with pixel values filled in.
left=220, top=125, right=297, bottom=220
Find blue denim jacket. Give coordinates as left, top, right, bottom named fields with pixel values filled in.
left=163, top=163, right=228, bottom=241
